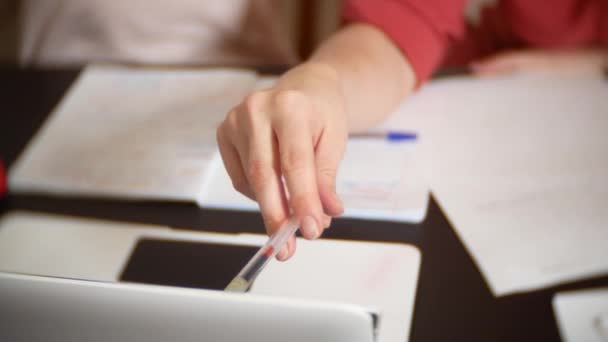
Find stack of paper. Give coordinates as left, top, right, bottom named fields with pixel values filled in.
left=10, top=65, right=258, bottom=201
left=376, top=73, right=608, bottom=295
left=10, top=65, right=429, bottom=222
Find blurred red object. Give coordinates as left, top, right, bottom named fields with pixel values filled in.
left=0, top=158, right=6, bottom=197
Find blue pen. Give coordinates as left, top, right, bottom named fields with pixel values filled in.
left=350, top=131, right=417, bottom=142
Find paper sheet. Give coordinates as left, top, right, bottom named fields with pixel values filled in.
left=199, top=137, right=429, bottom=222
left=553, top=288, right=608, bottom=342
left=252, top=238, right=421, bottom=342
left=0, top=212, right=166, bottom=281
left=375, top=73, right=608, bottom=295
left=10, top=65, right=257, bottom=201
left=337, top=139, right=429, bottom=221
left=10, top=68, right=429, bottom=221
left=0, top=211, right=266, bottom=281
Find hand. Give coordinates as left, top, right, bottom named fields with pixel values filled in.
left=470, top=49, right=608, bottom=77
left=216, top=62, right=347, bottom=261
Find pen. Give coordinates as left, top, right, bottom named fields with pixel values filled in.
left=350, top=131, right=417, bottom=142
left=225, top=217, right=300, bottom=292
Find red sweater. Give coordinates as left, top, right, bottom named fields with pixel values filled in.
left=343, top=0, right=608, bottom=84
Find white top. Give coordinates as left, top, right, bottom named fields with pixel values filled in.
left=19, top=0, right=298, bottom=66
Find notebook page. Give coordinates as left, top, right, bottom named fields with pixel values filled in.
left=377, top=73, right=608, bottom=295
left=10, top=65, right=257, bottom=202
left=553, top=288, right=608, bottom=342
left=337, top=139, right=429, bottom=221
left=199, top=138, right=429, bottom=222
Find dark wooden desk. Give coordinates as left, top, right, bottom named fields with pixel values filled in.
left=1, top=68, right=606, bottom=341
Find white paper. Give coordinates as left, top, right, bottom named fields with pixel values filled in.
left=553, top=288, right=608, bottom=342
left=338, top=139, right=429, bottom=221
left=0, top=212, right=168, bottom=281
left=376, top=73, right=608, bottom=295
left=10, top=65, right=258, bottom=201
left=199, top=137, right=429, bottom=222
left=0, top=211, right=267, bottom=282
left=10, top=67, right=429, bottom=222
left=253, top=238, right=421, bottom=342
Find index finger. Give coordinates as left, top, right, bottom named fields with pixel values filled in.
left=274, top=117, right=325, bottom=240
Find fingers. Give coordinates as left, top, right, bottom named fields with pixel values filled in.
left=216, top=125, right=255, bottom=200
left=235, top=96, right=291, bottom=237
left=276, top=234, right=296, bottom=261
left=218, top=96, right=291, bottom=238
left=315, top=127, right=345, bottom=217
left=273, top=91, right=327, bottom=240
left=217, top=88, right=342, bottom=256
left=240, top=130, right=290, bottom=236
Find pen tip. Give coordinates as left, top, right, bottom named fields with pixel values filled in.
left=225, top=277, right=249, bottom=292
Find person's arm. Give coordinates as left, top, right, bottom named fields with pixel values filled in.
left=216, top=24, right=414, bottom=261
left=308, top=23, right=417, bottom=132
left=216, top=0, right=467, bottom=260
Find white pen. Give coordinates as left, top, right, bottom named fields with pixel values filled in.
left=225, top=217, right=300, bottom=292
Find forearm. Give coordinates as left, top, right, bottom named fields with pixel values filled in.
left=285, top=23, right=416, bottom=132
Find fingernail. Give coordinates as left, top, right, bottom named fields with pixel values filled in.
left=276, top=244, right=289, bottom=261
left=322, top=214, right=331, bottom=229
left=301, top=215, right=319, bottom=239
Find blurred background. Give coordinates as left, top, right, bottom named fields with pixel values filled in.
left=0, top=0, right=343, bottom=67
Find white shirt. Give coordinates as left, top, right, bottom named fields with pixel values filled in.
left=20, top=0, right=298, bottom=66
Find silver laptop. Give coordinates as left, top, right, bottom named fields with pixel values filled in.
left=0, top=272, right=375, bottom=342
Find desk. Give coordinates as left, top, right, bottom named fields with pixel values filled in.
left=1, top=67, right=607, bottom=341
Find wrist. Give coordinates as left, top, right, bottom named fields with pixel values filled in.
left=277, top=61, right=342, bottom=91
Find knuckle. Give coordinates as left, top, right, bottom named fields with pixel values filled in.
left=272, top=90, right=309, bottom=115
left=239, top=92, right=271, bottom=128
left=217, top=111, right=239, bottom=143
left=216, top=120, right=231, bottom=144
left=288, top=192, right=318, bottom=216
left=242, top=91, right=266, bottom=113
left=281, top=149, right=308, bottom=174
left=318, top=166, right=338, bottom=180
left=231, top=178, right=250, bottom=195
left=263, top=214, right=284, bottom=232
left=215, top=124, right=224, bottom=144
left=225, top=109, right=239, bottom=129
left=245, top=159, right=271, bottom=187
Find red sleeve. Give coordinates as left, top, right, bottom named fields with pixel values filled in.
left=502, top=0, right=606, bottom=48
left=342, top=0, right=467, bottom=85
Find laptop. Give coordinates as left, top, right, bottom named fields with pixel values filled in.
left=0, top=272, right=375, bottom=342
